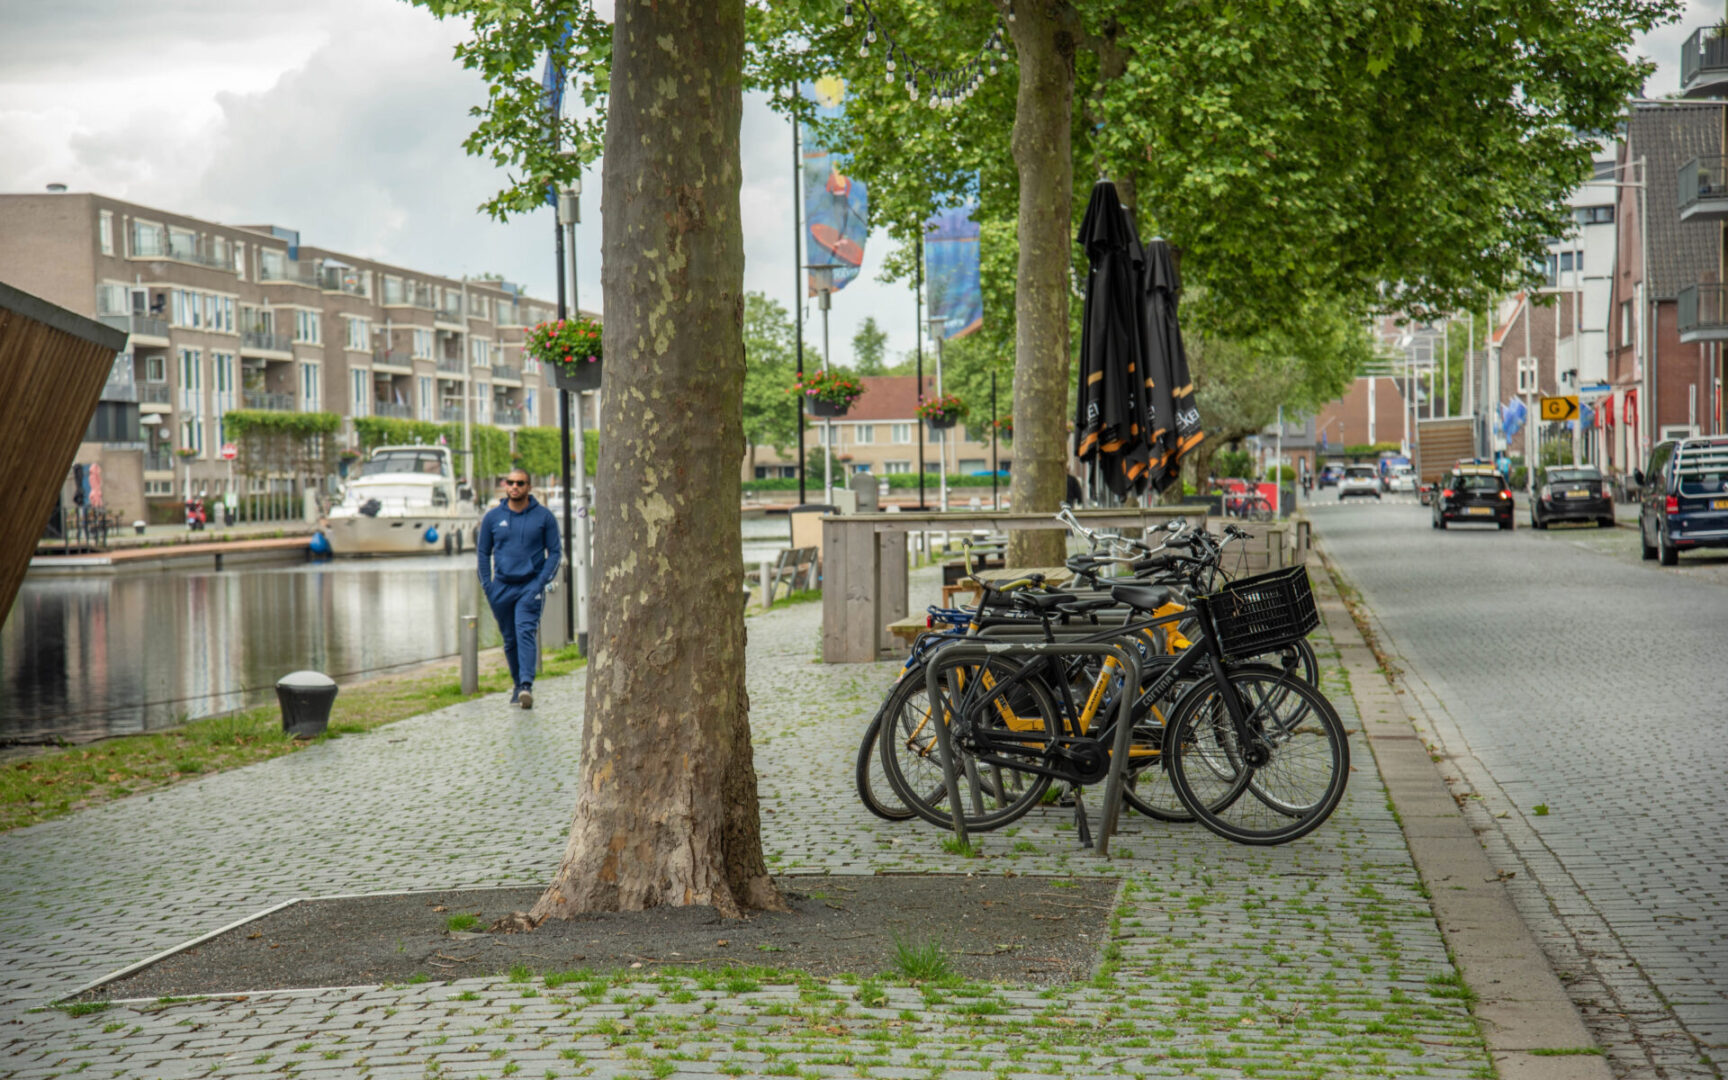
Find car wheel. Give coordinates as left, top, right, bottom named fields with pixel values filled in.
left=1658, top=526, right=1679, bottom=565
left=1598, top=517, right=1614, bottom=529
left=1435, top=515, right=1447, bottom=530
left=1500, top=517, right=1513, bottom=531
left=1639, top=517, right=1656, bottom=560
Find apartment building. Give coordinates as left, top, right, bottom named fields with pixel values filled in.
left=745, top=374, right=1008, bottom=482
left=0, top=190, right=563, bottom=522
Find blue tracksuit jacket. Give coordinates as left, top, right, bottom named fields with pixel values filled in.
left=477, top=495, right=562, bottom=593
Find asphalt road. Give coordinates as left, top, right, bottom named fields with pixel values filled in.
left=1308, top=494, right=1728, bottom=1080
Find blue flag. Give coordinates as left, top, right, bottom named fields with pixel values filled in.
left=923, top=202, right=983, bottom=340
left=541, top=23, right=573, bottom=206
left=801, top=77, right=869, bottom=295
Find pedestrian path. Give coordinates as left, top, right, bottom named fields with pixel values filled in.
left=0, top=567, right=1491, bottom=1079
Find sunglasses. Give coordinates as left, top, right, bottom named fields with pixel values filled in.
left=504, top=479, right=528, bottom=487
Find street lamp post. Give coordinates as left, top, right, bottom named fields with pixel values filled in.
left=557, top=176, right=590, bottom=655
left=928, top=314, right=948, bottom=512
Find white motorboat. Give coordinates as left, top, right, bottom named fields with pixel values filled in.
left=324, top=445, right=480, bottom=556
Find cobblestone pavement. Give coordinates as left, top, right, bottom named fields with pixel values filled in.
left=1309, top=498, right=1728, bottom=1079
left=0, top=565, right=1490, bottom=1078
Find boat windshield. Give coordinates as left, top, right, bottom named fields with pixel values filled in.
left=360, top=450, right=448, bottom=478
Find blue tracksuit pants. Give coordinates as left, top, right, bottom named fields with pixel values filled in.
left=487, top=579, right=545, bottom=688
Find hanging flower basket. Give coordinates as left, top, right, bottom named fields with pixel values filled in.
left=917, top=393, right=968, bottom=431
left=790, top=370, right=864, bottom=417
left=527, top=317, right=603, bottom=392
left=993, top=415, right=1013, bottom=442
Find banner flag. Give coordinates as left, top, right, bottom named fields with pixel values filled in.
left=801, top=77, right=870, bottom=295
left=923, top=203, right=983, bottom=340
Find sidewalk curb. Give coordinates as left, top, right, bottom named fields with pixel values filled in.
left=1308, top=540, right=1613, bottom=1080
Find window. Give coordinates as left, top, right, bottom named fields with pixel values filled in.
left=854, top=424, right=874, bottom=444
left=212, top=236, right=228, bottom=266
left=233, top=241, right=246, bottom=279
left=294, top=309, right=321, bottom=344
left=412, top=328, right=433, bottom=359
left=1619, top=300, right=1632, bottom=348
left=212, top=353, right=234, bottom=395
left=958, top=459, right=987, bottom=473
left=168, top=226, right=197, bottom=261
left=300, top=362, right=321, bottom=409
left=220, top=296, right=235, bottom=333
left=99, top=211, right=113, bottom=255
left=97, top=283, right=128, bottom=315
left=259, top=248, right=286, bottom=280
left=891, top=423, right=912, bottom=444
left=1545, top=250, right=1581, bottom=285
left=178, top=348, right=202, bottom=391
left=418, top=375, right=433, bottom=419
left=382, top=275, right=405, bottom=305
left=146, top=355, right=166, bottom=382
left=346, top=316, right=370, bottom=351
left=130, top=220, right=165, bottom=257
left=471, top=338, right=490, bottom=367
left=883, top=461, right=912, bottom=474
left=351, top=368, right=368, bottom=416
left=1576, top=205, right=1614, bottom=226
left=470, top=294, right=489, bottom=320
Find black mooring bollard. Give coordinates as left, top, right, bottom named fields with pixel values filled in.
left=276, top=670, right=339, bottom=738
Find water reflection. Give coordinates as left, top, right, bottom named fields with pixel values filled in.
left=2, top=555, right=502, bottom=744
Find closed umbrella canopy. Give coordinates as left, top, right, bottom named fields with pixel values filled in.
left=1074, top=181, right=1154, bottom=498
left=1138, top=237, right=1204, bottom=492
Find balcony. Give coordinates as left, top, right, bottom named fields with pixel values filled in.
left=1682, top=27, right=1728, bottom=97
left=491, top=363, right=521, bottom=384
left=319, top=265, right=370, bottom=297
left=374, top=401, right=413, bottom=419
left=243, top=390, right=297, bottom=411
left=440, top=405, right=465, bottom=423
left=372, top=348, right=414, bottom=371
left=140, top=383, right=173, bottom=406
left=1677, top=283, right=1728, bottom=343
left=436, top=356, right=466, bottom=375
left=1679, top=156, right=1728, bottom=221
left=493, top=406, right=525, bottom=426
left=144, top=449, right=175, bottom=473
left=384, top=283, right=435, bottom=310
left=241, top=329, right=295, bottom=355
left=166, top=238, right=230, bottom=270
left=259, top=260, right=320, bottom=287
left=99, top=313, right=171, bottom=344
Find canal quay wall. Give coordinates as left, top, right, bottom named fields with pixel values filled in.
left=29, top=535, right=313, bottom=576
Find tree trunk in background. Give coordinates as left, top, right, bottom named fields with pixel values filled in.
left=529, top=0, right=783, bottom=921
left=1006, top=0, right=1078, bottom=567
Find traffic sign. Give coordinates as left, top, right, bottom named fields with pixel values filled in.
left=220, top=442, right=238, bottom=461
left=1540, top=395, right=1580, bottom=422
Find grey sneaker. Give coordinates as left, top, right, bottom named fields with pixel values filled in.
left=519, top=687, right=533, bottom=710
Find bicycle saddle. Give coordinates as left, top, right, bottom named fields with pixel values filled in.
left=1011, top=590, right=1074, bottom=613
left=1108, top=582, right=1174, bottom=612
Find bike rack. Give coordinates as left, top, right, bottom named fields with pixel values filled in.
left=922, top=638, right=1142, bottom=858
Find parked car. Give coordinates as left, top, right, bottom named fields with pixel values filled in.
left=1317, top=464, right=1344, bottom=489
left=1386, top=466, right=1416, bottom=494
left=1337, top=466, right=1381, bottom=500
left=1431, top=466, right=1513, bottom=530
left=1530, top=465, right=1614, bottom=529
left=1636, top=434, right=1728, bottom=565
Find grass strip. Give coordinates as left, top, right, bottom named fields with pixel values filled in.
left=0, top=643, right=587, bottom=833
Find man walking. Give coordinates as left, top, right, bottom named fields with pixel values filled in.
left=477, top=468, right=562, bottom=709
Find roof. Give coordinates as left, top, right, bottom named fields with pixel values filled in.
left=1626, top=103, right=1722, bottom=301
left=841, top=374, right=939, bottom=422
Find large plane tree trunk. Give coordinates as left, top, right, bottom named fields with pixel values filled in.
left=529, top=0, right=783, bottom=922
left=1005, top=0, right=1079, bottom=566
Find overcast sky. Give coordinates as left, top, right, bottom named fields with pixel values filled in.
left=0, top=0, right=1707, bottom=367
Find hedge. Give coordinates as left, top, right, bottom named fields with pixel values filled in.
left=514, top=426, right=599, bottom=479
left=743, top=472, right=1009, bottom=493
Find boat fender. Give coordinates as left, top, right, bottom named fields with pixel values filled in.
left=424, top=526, right=440, bottom=544
left=309, top=531, right=332, bottom=556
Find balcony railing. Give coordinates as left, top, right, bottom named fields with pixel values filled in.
left=1678, top=155, right=1728, bottom=220
left=319, top=266, right=370, bottom=297
left=440, top=405, right=466, bottom=423
left=491, top=363, right=521, bottom=383
left=166, top=239, right=230, bottom=270
left=242, top=390, right=297, bottom=411
left=241, top=329, right=295, bottom=353
left=140, top=383, right=172, bottom=405
left=493, top=406, right=525, bottom=426
left=144, top=450, right=175, bottom=472
left=259, top=260, right=320, bottom=286
left=372, top=348, right=414, bottom=369
left=1677, top=283, right=1728, bottom=342
left=99, top=313, right=170, bottom=340
left=436, top=356, right=466, bottom=374
left=1682, top=27, right=1728, bottom=96
left=373, top=401, right=413, bottom=419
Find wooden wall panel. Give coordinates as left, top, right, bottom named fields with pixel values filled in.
left=0, top=280, right=128, bottom=622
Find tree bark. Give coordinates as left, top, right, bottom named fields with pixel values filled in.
left=1005, top=0, right=1079, bottom=567
left=529, top=0, right=783, bottom=922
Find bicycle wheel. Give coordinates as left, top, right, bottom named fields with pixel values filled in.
left=854, top=708, right=915, bottom=821
left=1166, top=664, right=1349, bottom=845
left=877, top=653, right=1057, bottom=833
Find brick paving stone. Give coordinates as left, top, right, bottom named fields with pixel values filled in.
left=1310, top=498, right=1728, bottom=1079
left=0, top=560, right=1490, bottom=1079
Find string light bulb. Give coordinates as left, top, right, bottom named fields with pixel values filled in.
left=839, top=0, right=1006, bottom=113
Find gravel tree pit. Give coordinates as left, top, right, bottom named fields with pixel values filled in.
left=78, top=875, right=1120, bottom=999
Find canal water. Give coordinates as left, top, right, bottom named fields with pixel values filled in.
left=2, top=514, right=796, bottom=745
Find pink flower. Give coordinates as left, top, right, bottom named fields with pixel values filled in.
left=586, top=355, right=597, bottom=363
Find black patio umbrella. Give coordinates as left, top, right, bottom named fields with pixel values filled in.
left=1074, top=181, right=1154, bottom=499
left=1137, top=237, right=1204, bottom=493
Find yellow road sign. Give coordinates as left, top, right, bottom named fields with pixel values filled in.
left=1540, top=395, right=1579, bottom=422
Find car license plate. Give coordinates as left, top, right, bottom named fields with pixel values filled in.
left=1565, top=489, right=1587, bottom=498
left=1466, top=507, right=1491, bottom=516
left=1715, top=498, right=1728, bottom=510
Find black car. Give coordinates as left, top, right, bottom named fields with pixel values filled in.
left=1636, top=435, right=1728, bottom=565
left=1431, top=468, right=1513, bottom=530
left=1530, top=465, right=1615, bottom=529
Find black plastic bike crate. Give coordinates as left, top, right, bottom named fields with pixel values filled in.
left=1204, top=564, right=1319, bottom=656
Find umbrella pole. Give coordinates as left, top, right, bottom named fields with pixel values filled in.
left=991, top=371, right=999, bottom=510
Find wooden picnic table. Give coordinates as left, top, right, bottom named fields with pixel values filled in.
left=889, top=566, right=1080, bottom=649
